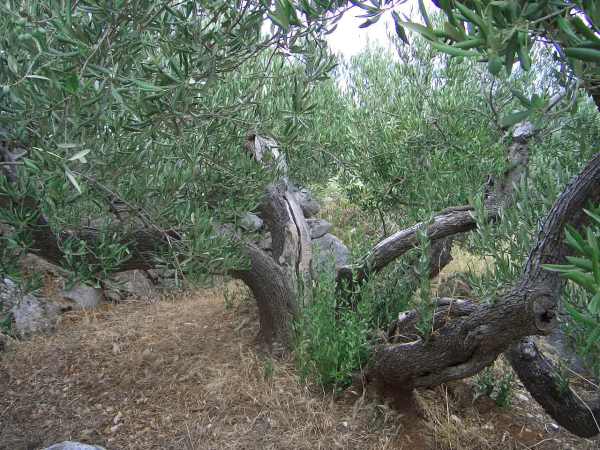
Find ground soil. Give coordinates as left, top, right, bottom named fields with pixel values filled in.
left=0, top=282, right=598, bottom=450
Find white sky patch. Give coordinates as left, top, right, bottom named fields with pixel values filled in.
left=326, top=4, right=418, bottom=59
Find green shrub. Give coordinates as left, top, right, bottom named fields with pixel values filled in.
left=294, top=270, right=373, bottom=390
left=474, top=365, right=514, bottom=408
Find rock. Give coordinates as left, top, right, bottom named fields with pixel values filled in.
left=43, top=442, right=107, bottom=450
left=2, top=278, right=72, bottom=337
left=109, top=270, right=155, bottom=300
left=1, top=277, right=19, bottom=308
left=289, top=185, right=321, bottom=218
left=20, top=253, right=67, bottom=277
left=11, top=291, right=61, bottom=336
left=307, top=219, right=332, bottom=239
left=536, top=326, right=589, bottom=375
left=239, top=212, right=264, bottom=231
left=297, top=190, right=321, bottom=218
left=62, top=284, right=104, bottom=310
left=312, top=233, right=350, bottom=274
left=145, top=268, right=176, bottom=280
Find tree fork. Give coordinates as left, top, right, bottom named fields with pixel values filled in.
left=371, top=152, right=600, bottom=437
left=337, top=121, right=534, bottom=287
left=500, top=85, right=600, bottom=438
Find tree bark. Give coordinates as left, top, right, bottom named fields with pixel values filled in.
left=500, top=84, right=600, bottom=438
left=231, top=181, right=312, bottom=350
left=5, top=125, right=600, bottom=439
left=232, top=242, right=298, bottom=352
left=507, top=338, right=600, bottom=438
left=338, top=121, right=534, bottom=286
left=260, top=183, right=312, bottom=303
left=372, top=152, right=600, bottom=397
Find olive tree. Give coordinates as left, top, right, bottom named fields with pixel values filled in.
left=2, top=0, right=600, bottom=439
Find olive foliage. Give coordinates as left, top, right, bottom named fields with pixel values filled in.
left=0, top=1, right=336, bottom=284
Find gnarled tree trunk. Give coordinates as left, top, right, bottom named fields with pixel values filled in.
left=3, top=122, right=600, bottom=438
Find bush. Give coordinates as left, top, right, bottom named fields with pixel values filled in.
left=474, top=364, right=514, bottom=408
left=294, top=270, right=373, bottom=390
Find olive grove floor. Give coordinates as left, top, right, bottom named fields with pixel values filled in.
left=0, top=281, right=597, bottom=450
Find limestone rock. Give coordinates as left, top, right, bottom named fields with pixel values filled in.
left=295, top=189, right=321, bottom=218
left=312, top=233, right=350, bottom=274
left=43, top=442, right=107, bottom=450
left=20, top=253, right=67, bottom=277
left=110, top=270, right=155, bottom=299
left=288, top=184, right=321, bottom=218
left=62, top=284, right=104, bottom=310
left=2, top=278, right=68, bottom=336
left=306, top=219, right=332, bottom=239
left=240, top=212, right=264, bottom=232
left=11, top=291, right=61, bottom=336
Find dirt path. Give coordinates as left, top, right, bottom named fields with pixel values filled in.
left=0, top=285, right=597, bottom=449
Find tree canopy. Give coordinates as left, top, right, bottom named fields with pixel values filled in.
left=2, top=0, right=600, bottom=441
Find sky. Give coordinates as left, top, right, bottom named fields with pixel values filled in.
left=325, top=4, right=418, bottom=58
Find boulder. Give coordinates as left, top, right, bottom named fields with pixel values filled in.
left=62, top=284, right=104, bottom=310
left=2, top=278, right=70, bottom=337
left=20, top=253, right=67, bottom=277
left=239, top=212, right=264, bottom=232
left=10, top=291, right=61, bottom=336
left=306, top=219, right=332, bottom=239
left=295, top=189, right=321, bottom=218
left=312, top=233, right=350, bottom=274
left=289, top=184, right=321, bottom=218
left=43, top=442, right=107, bottom=450
left=109, top=270, right=155, bottom=300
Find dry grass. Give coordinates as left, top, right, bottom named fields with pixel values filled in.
left=0, top=281, right=598, bottom=450
left=0, top=284, right=406, bottom=450
left=439, top=246, right=493, bottom=278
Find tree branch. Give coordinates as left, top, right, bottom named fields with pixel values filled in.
left=507, top=338, right=600, bottom=438
left=338, top=121, right=535, bottom=286
left=372, top=152, right=600, bottom=398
